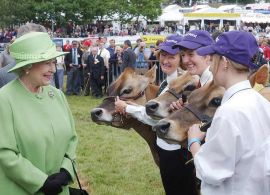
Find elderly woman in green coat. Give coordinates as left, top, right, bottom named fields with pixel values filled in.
left=0, top=32, right=78, bottom=195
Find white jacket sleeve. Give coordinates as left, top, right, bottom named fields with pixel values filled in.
left=194, top=114, right=240, bottom=186
left=125, top=105, right=158, bottom=126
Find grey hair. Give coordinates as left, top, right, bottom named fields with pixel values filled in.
left=17, top=23, right=47, bottom=38
left=17, top=64, right=33, bottom=78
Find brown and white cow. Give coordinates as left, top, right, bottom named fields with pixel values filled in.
left=145, top=72, right=198, bottom=119
left=91, top=66, right=160, bottom=166
left=91, top=67, right=198, bottom=166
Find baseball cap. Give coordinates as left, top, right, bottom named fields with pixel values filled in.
left=197, top=31, right=259, bottom=70
left=159, top=34, right=182, bottom=55
left=174, top=30, right=214, bottom=50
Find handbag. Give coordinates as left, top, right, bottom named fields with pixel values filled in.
left=64, top=154, right=89, bottom=195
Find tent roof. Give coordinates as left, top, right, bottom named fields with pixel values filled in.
left=184, top=8, right=240, bottom=20
left=163, top=4, right=182, bottom=13
left=218, top=5, right=243, bottom=11
left=193, top=7, right=225, bottom=13
left=158, top=4, right=183, bottom=22
left=241, top=13, right=270, bottom=23
left=245, top=3, right=270, bottom=10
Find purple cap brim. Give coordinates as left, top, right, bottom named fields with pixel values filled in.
left=175, top=41, right=203, bottom=50
left=196, top=45, right=215, bottom=56
left=159, top=45, right=179, bottom=55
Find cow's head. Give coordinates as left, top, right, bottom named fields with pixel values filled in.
left=91, top=66, right=158, bottom=128
left=145, top=72, right=198, bottom=119
left=153, top=81, right=225, bottom=146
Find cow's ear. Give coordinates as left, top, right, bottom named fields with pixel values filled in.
left=145, top=65, right=156, bottom=84
left=255, top=64, right=269, bottom=86
left=123, top=67, right=135, bottom=75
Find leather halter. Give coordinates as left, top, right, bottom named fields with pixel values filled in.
left=103, top=88, right=146, bottom=102
left=183, top=104, right=212, bottom=132
left=102, top=88, right=147, bottom=125
left=166, top=88, right=183, bottom=99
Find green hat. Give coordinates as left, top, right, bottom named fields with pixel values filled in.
left=9, top=32, right=67, bottom=72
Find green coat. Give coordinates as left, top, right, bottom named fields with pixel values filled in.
left=0, top=79, right=78, bottom=195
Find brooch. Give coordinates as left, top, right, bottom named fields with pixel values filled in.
left=48, top=90, right=54, bottom=98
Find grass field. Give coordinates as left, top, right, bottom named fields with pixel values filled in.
left=67, top=95, right=164, bottom=195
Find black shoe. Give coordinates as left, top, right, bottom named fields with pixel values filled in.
left=84, top=93, right=89, bottom=96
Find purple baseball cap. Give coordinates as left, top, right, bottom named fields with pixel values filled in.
left=174, top=30, right=214, bottom=50
left=197, top=31, right=259, bottom=69
left=159, top=34, right=182, bottom=55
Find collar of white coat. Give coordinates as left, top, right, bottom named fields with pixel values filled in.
left=221, top=80, right=251, bottom=105
left=166, top=70, right=178, bottom=84
left=200, top=66, right=213, bottom=86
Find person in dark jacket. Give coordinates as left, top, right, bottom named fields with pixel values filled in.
left=121, top=40, right=136, bottom=71
left=64, top=40, right=83, bottom=95
left=86, top=47, right=105, bottom=98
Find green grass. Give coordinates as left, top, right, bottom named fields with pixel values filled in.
left=67, top=95, right=164, bottom=195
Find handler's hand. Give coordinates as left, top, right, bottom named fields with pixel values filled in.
left=188, top=124, right=206, bottom=141
left=115, top=96, right=127, bottom=115
left=170, top=98, right=184, bottom=111
left=101, top=76, right=104, bottom=80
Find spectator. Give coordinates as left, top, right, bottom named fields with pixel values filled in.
left=122, top=40, right=136, bottom=71
left=64, top=40, right=83, bottom=95
left=63, top=40, right=72, bottom=52
left=56, top=46, right=65, bottom=90
left=86, top=47, right=105, bottom=98
left=0, top=43, right=15, bottom=68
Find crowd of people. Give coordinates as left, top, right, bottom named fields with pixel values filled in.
left=1, top=21, right=270, bottom=195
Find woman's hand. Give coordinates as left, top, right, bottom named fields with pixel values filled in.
left=115, top=96, right=127, bottom=115
left=170, top=98, right=184, bottom=111
left=188, top=124, right=206, bottom=141
left=188, top=124, right=206, bottom=156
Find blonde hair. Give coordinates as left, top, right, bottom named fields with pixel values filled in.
left=227, top=58, right=249, bottom=73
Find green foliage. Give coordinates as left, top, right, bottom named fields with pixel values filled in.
left=0, top=0, right=162, bottom=28
left=67, top=95, right=163, bottom=195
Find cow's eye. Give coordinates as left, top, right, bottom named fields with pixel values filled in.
left=122, top=87, right=132, bottom=95
left=183, top=84, right=196, bottom=92
left=209, top=97, right=222, bottom=107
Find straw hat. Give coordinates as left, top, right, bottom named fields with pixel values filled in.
left=9, top=32, right=67, bottom=72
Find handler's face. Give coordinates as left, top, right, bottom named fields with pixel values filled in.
left=159, top=51, right=180, bottom=75
left=181, top=49, right=209, bottom=76
left=28, top=59, right=56, bottom=87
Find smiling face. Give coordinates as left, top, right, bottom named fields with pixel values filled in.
left=26, top=59, right=56, bottom=87
left=159, top=50, right=180, bottom=75
left=181, top=49, right=209, bottom=76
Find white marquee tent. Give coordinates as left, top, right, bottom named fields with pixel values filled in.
left=158, top=4, right=184, bottom=26
left=241, top=13, right=270, bottom=23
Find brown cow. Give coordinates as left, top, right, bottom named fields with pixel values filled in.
left=153, top=81, right=225, bottom=145
left=91, top=68, right=198, bottom=166
left=91, top=66, right=160, bottom=166
left=145, top=72, right=198, bottom=119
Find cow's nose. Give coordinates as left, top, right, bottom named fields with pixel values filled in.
left=146, top=101, right=159, bottom=114
left=153, top=121, right=170, bottom=136
left=91, top=108, right=103, bottom=120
